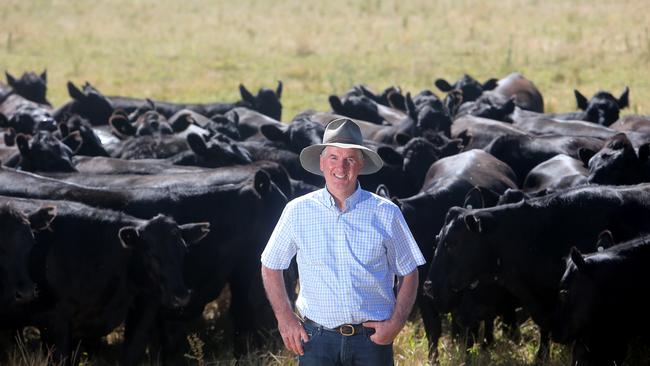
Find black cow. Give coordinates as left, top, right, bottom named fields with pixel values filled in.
left=512, top=87, right=629, bottom=127
left=53, top=82, right=115, bottom=126
left=5, top=70, right=51, bottom=106
left=483, top=134, right=605, bottom=186
left=0, top=195, right=209, bottom=365
left=427, top=184, right=650, bottom=362
left=435, top=74, right=498, bottom=103
left=394, top=150, right=518, bottom=358
left=522, top=154, right=588, bottom=196
left=0, top=93, right=56, bottom=134
left=58, top=115, right=111, bottom=157
left=451, top=115, right=527, bottom=151
left=0, top=165, right=289, bottom=361
left=553, top=233, right=650, bottom=365
left=328, top=92, right=407, bottom=125
left=4, top=132, right=79, bottom=172
left=0, top=203, right=55, bottom=323
left=585, top=133, right=650, bottom=185
left=259, top=116, right=324, bottom=154
left=480, top=72, right=544, bottom=113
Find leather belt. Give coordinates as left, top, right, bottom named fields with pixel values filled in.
left=303, top=317, right=369, bottom=336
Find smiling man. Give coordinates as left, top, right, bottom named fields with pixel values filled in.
left=261, top=118, right=425, bottom=366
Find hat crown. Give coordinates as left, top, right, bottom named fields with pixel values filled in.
left=322, top=118, right=363, bottom=145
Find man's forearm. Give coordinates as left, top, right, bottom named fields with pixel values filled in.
left=390, top=269, right=419, bottom=326
left=261, top=265, right=295, bottom=322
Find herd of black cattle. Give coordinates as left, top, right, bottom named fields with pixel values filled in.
left=0, top=70, right=648, bottom=365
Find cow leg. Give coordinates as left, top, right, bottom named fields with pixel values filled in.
left=500, top=305, right=521, bottom=343
left=482, top=318, right=495, bottom=348
left=121, top=297, right=159, bottom=366
left=417, top=295, right=441, bottom=362
left=157, top=316, right=189, bottom=366
left=534, top=327, right=551, bottom=364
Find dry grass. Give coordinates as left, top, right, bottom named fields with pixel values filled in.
left=1, top=0, right=648, bottom=119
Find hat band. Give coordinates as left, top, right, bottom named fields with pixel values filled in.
left=325, top=137, right=362, bottom=145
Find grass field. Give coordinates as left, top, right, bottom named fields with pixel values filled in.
left=2, top=0, right=649, bottom=119
left=1, top=0, right=649, bottom=365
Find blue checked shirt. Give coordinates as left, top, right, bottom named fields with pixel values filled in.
left=261, top=184, right=425, bottom=328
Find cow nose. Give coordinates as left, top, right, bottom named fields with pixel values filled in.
left=15, top=285, right=37, bottom=304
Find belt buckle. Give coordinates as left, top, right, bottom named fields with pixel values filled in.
left=339, top=324, right=355, bottom=336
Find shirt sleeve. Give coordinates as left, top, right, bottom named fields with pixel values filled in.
left=261, top=202, right=297, bottom=270
left=386, top=206, right=426, bottom=276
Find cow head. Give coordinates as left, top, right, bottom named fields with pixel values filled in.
left=6, top=70, right=50, bottom=106
left=206, top=112, right=241, bottom=140
left=185, top=133, right=252, bottom=168
left=587, top=133, right=640, bottom=185
left=0, top=204, right=56, bottom=307
left=575, top=87, right=629, bottom=127
left=425, top=206, right=500, bottom=313
left=260, top=117, right=324, bottom=154
left=58, top=115, right=110, bottom=157
left=65, top=81, right=114, bottom=125
left=458, top=97, right=516, bottom=122
left=551, top=247, right=601, bottom=344
left=240, top=81, right=283, bottom=121
left=15, top=131, right=78, bottom=172
left=328, top=94, right=383, bottom=125
left=119, top=215, right=210, bottom=309
left=400, top=137, right=439, bottom=190
left=435, top=74, right=498, bottom=103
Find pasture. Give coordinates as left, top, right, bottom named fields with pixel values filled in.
left=1, top=0, right=649, bottom=365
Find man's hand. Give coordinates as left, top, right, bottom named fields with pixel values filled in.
left=278, top=313, right=309, bottom=355
left=362, top=319, right=401, bottom=345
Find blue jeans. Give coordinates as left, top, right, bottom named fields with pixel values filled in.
left=298, top=321, right=394, bottom=366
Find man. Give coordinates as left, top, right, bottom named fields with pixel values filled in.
left=260, top=118, right=425, bottom=365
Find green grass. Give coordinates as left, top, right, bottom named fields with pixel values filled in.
left=1, top=0, right=648, bottom=119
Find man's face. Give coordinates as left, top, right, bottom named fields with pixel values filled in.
left=319, top=146, right=364, bottom=195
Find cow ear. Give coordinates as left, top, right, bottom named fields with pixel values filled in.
left=61, top=131, right=83, bottom=154
left=375, top=184, right=391, bottom=199
left=118, top=226, right=140, bottom=249
left=328, top=95, right=344, bottom=114
left=41, top=69, right=47, bottom=83
left=394, top=132, right=411, bottom=146
left=435, top=79, right=453, bottom=92
left=482, top=78, right=499, bottom=91
left=4, top=127, right=16, bottom=146
left=67, top=81, right=85, bottom=100
left=638, top=143, right=650, bottom=163
left=405, top=93, right=417, bottom=121
left=239, top=84, right=255, bottom=104
left=457, top=130, right=472, bottom=148
left=502, top=97, right=516, bottom=115
left=377, top=146, right=403, bottom=166
left=28, top=205, right=57, bottom=231
left=0, top=112, right=8, bottom=128
left=574, top=90, right=589, bottom=110
left=276, top=80, right=283, bottom=99
left=618, top=86, right=630, bottom=109
left=171, top=114, right=191, bottom=132
left=253, top=170, right=272, bottom=197
left=570, top=247, right=587, bottom=271
left=596, top=230, right=614, bottom=251
left=260, top=123, right=288, bottom=144
left=578, top=147, right=596, bottom=167
left=463, top=214, right=483, bottom=233
left=5, top=71, right=16, bottom=86
left=179, top=222, right=210, bottom=246
left=230, top=110, right=239, bottom=125
left=187, top=133, right=209, bottom=156
left=58, top=122, right=70, bottom=137
left=16, top=134, right=30, bottom=155
left=109, top=113, right=136, bottom=138
left=387, top=90, right=406, bottom=111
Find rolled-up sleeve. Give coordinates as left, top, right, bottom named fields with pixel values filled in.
left=261, top=203, right=297, bottom=270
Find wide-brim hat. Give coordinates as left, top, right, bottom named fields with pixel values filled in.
left=299, top=117, right=383, bottom=176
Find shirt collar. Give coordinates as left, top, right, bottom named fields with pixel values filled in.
left=320, top=182, right=364, bottom=212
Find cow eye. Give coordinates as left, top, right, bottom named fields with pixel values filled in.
left=558, top=289, right=569, bottom=302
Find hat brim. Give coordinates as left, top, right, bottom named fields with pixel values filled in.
left=299, top=142, right=384, bottom=176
